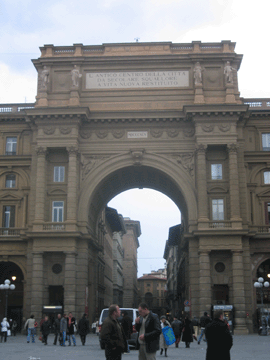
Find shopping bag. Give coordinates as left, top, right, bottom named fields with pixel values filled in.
left=7, top=329, right=11, bottom=336
left=162, top=326, right=176, bottom=346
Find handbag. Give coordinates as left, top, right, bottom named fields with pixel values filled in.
left=162, top=326, right=176, bottom=346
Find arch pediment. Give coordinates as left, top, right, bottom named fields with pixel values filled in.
left=0, top=192, right=23, bottom=201
left=208, top=186, right=228, bottom=194
left=257, top=188, right=270, bottom=198
left=47, top=188, right=67, bottom=195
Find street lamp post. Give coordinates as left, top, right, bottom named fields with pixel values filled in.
left=254, top=277, right=269, bottom=336
left=0, top=279, right=16, bottom=318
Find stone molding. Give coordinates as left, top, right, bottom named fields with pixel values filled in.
left=95, top=129, right=108, bottom=139
left=112, top=129, right=125, bottom=139
left=218, top=124, right=230, bottom=132
left=167, top=129, right=180, bottom=138
left=43, top=126, right=56, bottom=135
left=79, top=129, right=91, bottom=139
left=150, top=129, right=163, bottom=138
left=202, top=124, right=214, bottom=132
left=183, top=128, right=195, bottom=137
left=59, top=126, right=72, bottom=135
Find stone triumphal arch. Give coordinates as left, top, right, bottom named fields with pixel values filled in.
left=0, top=40, right=270, bottom=333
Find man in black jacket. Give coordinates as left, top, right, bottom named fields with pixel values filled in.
left=198, top=311, right=211, bottom=344
left=100, top=304, right=127, bottom=360
left=53, top=314, right=61, bottom=345
left=135, top=302, right=161, bottom=360
left=205, top=310, right=232, bottom=360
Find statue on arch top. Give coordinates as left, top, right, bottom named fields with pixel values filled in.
left=71, top=65, right=82, bottom=88
left=40, top=66, right=49, bottom=89
left=224, top=61, right=236, bottom=84
left=194, top=62, right=203, bottom=85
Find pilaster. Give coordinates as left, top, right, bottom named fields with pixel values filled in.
left=66, top=146, right=78, bottom=231
left=33, top=146, right=47, bottom=230
left=199, top=250, right=211, bottom=315
left=31, top=252, right=44, bottom=318
left=232, top=250, right=248, bottom=334
left=64, top=252, right=77, bottom=315
left=196, top=144, right=209, bottom=228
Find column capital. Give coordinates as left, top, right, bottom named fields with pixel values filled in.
left=36, top=146, right=47, bottom=156
left=32, top=251, right=44, bottom=256
left=67, top=146, right=78, bottom=156
left=231, top=250, right=243, bottom=254
left=198, top=250, right=211, bottom=255
left=227, top=143, right=239, bottom=153
left=195, top=143, right=207, bottom=154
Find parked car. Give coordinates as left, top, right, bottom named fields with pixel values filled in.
left=98, top=308, right=139, bottom=349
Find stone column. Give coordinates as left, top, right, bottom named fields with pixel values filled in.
left=31, top=252, right=44, bottom=318
left=227, top=144, right=242, bottom=227
left=232, top=250, right=248, bottom=334
left=34, top=147, right=47, bottom=224
left=66, top=146, right=78, bottom=230
left=196, top=144, right=209, bottom=227
left=199, top=250, right=211, bottom=315
left=64, top=252, right=77, bottom=315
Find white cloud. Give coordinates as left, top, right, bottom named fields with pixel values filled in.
left=0, top=63, right=37, bottom=104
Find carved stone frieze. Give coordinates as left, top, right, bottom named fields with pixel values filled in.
left=43, top=126, right=56, bottom=135
left=202, top=124, right=214, bottom=132
left=183, top=128, right=195, bottom=138
left=150, top=129, right=163, bottom=138
left=167, top=129, right=179, bottom=138
left=218, top=124, right=230, bottom=132
left=112, top=129, right=125, bottom=139
left=79, top=129, right=91, bottom=139
left=130, top=149, right=145, bottom=166
left=81, top=155, right=110, bottom=180
left=95, top=130, right=108, bottom=139
left=174, top=153, right=194, bottom=177
left=59, top=126, right=72, bottom=135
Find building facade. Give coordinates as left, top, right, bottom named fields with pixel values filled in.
left=122, top=218, right=141, bottom=308
left=137, top=269, right=167, bottom=316
left=0, top=40, right=269, bottom=333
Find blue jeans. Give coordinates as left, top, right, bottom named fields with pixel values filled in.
left=68, top=334, right=76, bottom=345
left=198, top=328, right=206, bottom=343
left=61, top=331, right=66, bottom=346
left=27, top=328, right=35, bottom=343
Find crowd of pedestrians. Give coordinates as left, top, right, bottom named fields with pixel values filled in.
left=1, top=305, right=233, bottom=360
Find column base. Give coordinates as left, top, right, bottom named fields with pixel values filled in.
left=234, top=325, right=249, bottom=335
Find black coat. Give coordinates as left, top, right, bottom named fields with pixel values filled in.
left=135, top=311, right=161, bottom=353
left=100, top=316, right=127, bottom=353
left=171, top=319, right=182, bottom=337
left=121, top=315, right=133, bottom=339
left=78, top=316, right=90, bottom=336
left=54, top=318, right=61, bottom=333
left=182, top=318, right=194, bottom=342
left=41, top=320, right=51, bottom=335
left=67, top=316, right=76, bottom=335
left=205, top=318, right=233, bottom=360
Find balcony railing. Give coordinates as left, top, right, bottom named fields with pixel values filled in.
left=209, top=221, right=232, bottom=229
left=43, top=223, right=66, bottom=231
left=0, top=228, right=22, bottom=236
left=249, top=225, right=270, bottom=233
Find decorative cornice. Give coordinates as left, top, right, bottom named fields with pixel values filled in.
left=95, top=129, right=108, bottom=139
left=167, top=129, right=180, bottom=138
left=43, top=126, right=55, bottom=135
left=112, top=129, right=125, bottom=139
left=59, top=126, right=72, bottom=135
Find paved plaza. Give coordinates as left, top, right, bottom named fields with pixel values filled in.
left=1, top=333, right=270, bottom=360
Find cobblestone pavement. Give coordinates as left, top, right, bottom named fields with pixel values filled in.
left=1, top=333, right=270, bottom=360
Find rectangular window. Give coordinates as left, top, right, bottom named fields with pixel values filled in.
left=262, top=134, right=270, bottom=151
left=5, top=174, right=16, bottom=188
left=264, top=171, right=270, bottom=184
left=52, top=201, right=64, bottom=222
left=266, top=203, right=270, bottom=224
left=212, top=199, right=224, bottom=220
left=54, top=166, right=65, bottom=182
left=5, top=137, right=17, bottom=155
left=211, top=164, right=222, bottom=180
left=3, top=206, right=15, bottom=228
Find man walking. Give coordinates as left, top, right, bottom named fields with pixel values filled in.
left=205, top=309, right=233, bottom=360
left=78, top=313, right=90, bottom=346
left=60, top=314, right=67, bottom=346
left=53, top=314, right=61, bottom=345
left=100, top=304, right=127, bottom=360
left=198, top=311, right=211, bottom=345
left=171, top=316, right=182, bottom=348
left=135, top=302, right=161, bottom=360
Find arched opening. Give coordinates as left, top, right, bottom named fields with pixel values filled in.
left=0, top=261, right=24, bottom=331
left=256, top=259, right=270, bottom=306
left=86, top=165, right=190, bottom=237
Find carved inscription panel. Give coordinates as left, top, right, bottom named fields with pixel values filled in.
left=86, top=71, right=189, bottom=89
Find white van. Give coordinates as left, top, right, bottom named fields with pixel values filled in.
left=99, top=308, right=139, bottom=349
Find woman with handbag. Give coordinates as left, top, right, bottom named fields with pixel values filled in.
left=160, top=316, right=170, bottom=357
left=1, top=317, right=10, bottom=342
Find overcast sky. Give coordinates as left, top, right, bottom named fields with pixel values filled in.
left=1, top=0, right=269, bottom=275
